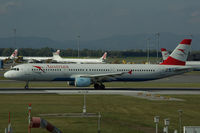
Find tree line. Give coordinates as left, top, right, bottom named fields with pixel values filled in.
left=0, top=47, right=200, bottom=60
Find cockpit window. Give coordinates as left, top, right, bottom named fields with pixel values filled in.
left=10, top=68, right=19, bottom=71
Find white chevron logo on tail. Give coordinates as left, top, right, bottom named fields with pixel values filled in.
left=160, top=39, right=192, bottom=65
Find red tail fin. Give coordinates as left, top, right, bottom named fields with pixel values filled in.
left=160, top=39, right=192, bottom=65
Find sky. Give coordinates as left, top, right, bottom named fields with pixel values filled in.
left=0, top=0, right=200, bottom=41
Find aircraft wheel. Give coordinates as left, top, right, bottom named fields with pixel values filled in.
left=99, top=84, right=105, bottom=90
left=24, top=81, right=29, bottom=89
left=94, top=84, right=100, bottom=90
left=24, top=85, right=29, bottom=89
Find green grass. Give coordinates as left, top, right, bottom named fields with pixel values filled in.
left=1, top=81, right=200, bottom=88
left=0, top=94, right=200, bottom=133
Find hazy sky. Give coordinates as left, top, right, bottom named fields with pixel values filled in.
left=0, top=0, right=200, bottom=41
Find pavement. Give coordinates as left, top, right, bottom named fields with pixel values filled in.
left=0, top=88, right=199, bottom=101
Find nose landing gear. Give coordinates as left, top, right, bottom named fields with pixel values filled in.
left=24, top=81, right=29, bottom=89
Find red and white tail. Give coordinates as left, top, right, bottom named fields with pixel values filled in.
left=10, top=49, right=18, bottom=59
left=100, top=52, right=107, bottom=60
left=160, top=39, right=192, bottom=65
left=52, top=50, right=61, bottom=60
left=55, top=50, right=60, bottom=55
left=161, top=48, right=169, bottom=61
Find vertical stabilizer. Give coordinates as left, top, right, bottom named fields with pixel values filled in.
left=55, top=50, right=60, bottom=55
left=161, top=48, right=169, bottom=61
left=53, top=52, right=62, bottom=60
left=100, top=52, right=107, bottom=61
left=10, top=49, right=18, bottom=59
left=160, top=39, right=192, bottom=65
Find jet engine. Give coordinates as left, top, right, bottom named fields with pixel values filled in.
left=75, top=77, right=91, bottom=87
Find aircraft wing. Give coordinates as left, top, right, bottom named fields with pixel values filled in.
left=75, top=70, right=132, bottom=82
left=0, top=57, right=8, bottom=60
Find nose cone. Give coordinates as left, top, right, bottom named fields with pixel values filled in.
left=4, top=71, right=12, bottom=79
left=4, top=71, right=9, bottom=79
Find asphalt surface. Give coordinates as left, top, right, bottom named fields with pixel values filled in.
left=0, top=87, right=200, bottom=90
left=0, top=87, right=200, bottom=96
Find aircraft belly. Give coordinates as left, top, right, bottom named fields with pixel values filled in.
left=110, top=72, right=161, bottom=82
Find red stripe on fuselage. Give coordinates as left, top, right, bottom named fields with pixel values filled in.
left=33, top=66, right=45, bottom=72
left=160, top=56, right=185, bottom=65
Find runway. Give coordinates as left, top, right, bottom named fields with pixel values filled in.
left=0, top=87, right=200, bottom=95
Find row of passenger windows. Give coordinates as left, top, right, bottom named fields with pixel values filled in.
left=69, top=69, right=110, bottom=71
left=32, top=69, right=62, bottom=71
left=117, top=69, right=155, bottom=72
left=31, top=68, right=155, bottom=72
left=69, top=69, right=155, bottom=72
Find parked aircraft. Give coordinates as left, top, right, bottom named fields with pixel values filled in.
left=52, top=52, right=107, bottom=64
left=4, top=39, right=193, bottom=89
left=161, top=47, right=200, bottom=70
left=161, top=48, right=170, bottom=61
left=0, top=49, right=18, bottom=61
left=20, top=50, right=60, bottom=63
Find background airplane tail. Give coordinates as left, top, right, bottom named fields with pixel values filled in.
left=160, top=39, right=192, bottom=65
left=53, top=53, right=62, bottom=60
left=161, top=48, right=169, bottom=61
left=54, top=50, right=60, bottom=55
left=10, top=49, right=18, bottom=59
left=100, top=52, right=107, bottom=61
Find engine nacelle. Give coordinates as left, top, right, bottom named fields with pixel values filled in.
left=75, top=77, right=91, bottom=87
left=67, top=81, right=75, bottom=86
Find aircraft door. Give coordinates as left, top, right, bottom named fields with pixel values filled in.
left=20, top=67, right=32, bottom=80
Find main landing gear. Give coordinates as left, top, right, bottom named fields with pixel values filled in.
left=94, top=83, right=105, bottom=90
left=24, top=81, right=29, bottom=89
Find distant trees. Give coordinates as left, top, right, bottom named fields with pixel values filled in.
left=0, top=47, right=200, bottom=60
left=0, top=48, right=14, bottom=56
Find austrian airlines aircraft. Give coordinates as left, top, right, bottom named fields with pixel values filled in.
left=21, top=50, right=60, bottom=62
left=0, top=49, right=18, bottom=61
left=4, top=39, right=193, bottom=89
left=52, top=52, right=107, bottom=64
left=161, top=48, right=200, bottom=71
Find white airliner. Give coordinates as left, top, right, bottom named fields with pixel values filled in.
left=161, top=47, right=200, bottom=71
left=52, top=52, right=107, bottom=64
left=4, top=39, right=193, bottom=89
left=21, top=50, right=60, bottom=62
left=0, top=49, right=18, bottom=60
